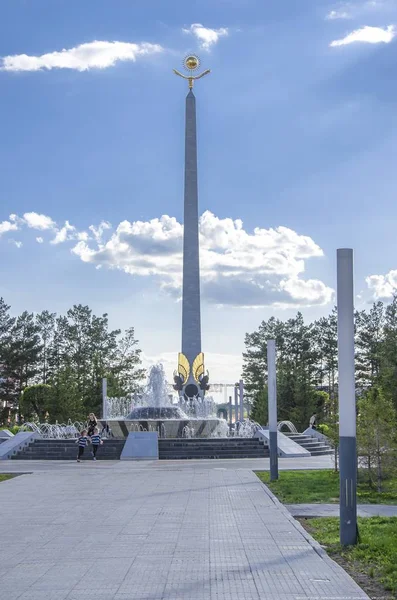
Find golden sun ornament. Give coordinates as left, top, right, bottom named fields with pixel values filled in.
left=173, top=55, right=210, bottom=90
left=184, top=55, right=200, bottom=71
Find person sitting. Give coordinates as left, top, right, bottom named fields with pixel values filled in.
left=309, top=413, right=317, bottom=430
left=87, top=413, right=98, bottom=437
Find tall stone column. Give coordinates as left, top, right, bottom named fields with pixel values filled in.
left=182, top=90, right=201, bottom=367
left=173, top=56, right=210, bottom=400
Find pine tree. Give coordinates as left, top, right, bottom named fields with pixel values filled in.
left=36, top=310, right=56, bottom=385
left=2, top=312, right=42, bottom=418
left=0, top=298, right=15, bottom=422
left=355, top=302, right=384, bottom=389
left=380, top=296, right=397, bottom=412
left=313, top=308, right=338, bottom=399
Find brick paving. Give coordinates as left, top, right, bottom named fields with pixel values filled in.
left=0, top=461, right=368, bottom=599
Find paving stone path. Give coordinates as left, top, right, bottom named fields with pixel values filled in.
left=0, top=461, right=368, bottom=599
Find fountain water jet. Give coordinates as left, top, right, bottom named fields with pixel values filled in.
left=102, top=364, right=224, bottom=439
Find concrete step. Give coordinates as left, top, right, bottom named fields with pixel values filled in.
left=159, top=441, right=265, bottom=448
left=13, top=438, right=125, bottom=460
left=159, top=453, right=269, bottom=460
left=159, top=438, right=264, bottom=444
left=160, top=449, right=268, bottom=456
left=159, top=437, right=268, bottom=460
left=297, top=442, right=329, bottom=449
left=281, top=432, right=333, bottom=456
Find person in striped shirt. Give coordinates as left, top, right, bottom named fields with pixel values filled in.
left=76, top=430, right=89, bottom=462
left=90, top=427, right=103, bottom=461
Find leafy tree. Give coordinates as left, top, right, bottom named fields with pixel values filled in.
left=20, top=384, right=54, bottom=421
left=0, top=299, right=145, bottom=425
left=250, top=386, right=268, bottom=425
left=357, top=386, right=397, bottom=491
left=320, top=392, right=339, bottom=472
left=108, top=327, right=145, bottom=397
left=50, top=366, right=85, bottom=422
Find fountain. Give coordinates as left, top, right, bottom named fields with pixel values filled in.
left=102, top=364, right=224, bottom=439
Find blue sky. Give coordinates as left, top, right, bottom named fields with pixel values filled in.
left=1, top=0, right=397, bottom=384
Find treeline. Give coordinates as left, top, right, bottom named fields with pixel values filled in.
left=243, top=299, right=397, bottom=428
left=0, top=298, right=144, bottom=424
left=243, top=299, right=397, bottom=487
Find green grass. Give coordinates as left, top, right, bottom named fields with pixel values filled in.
left=0, top=474, right=15, bottom=483
left=256, top=469, right=397, bottom=504
left=304, top=517, right=397, bottom=597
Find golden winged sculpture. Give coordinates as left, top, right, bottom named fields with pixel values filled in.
left=177, top=352, right=190, bottom=384
left=192, top=352, right=205, bottom=383
left=173, top=55, right=210, bottom=90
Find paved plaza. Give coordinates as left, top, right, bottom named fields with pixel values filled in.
left=0, top=457, right=368, bottom=600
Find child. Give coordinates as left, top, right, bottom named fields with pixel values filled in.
left=90, top=427, right=103, bottom=461
left=76, top=429, right=89, bottom=462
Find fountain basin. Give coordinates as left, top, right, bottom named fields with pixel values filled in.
left=100, top=418, right=223, bottom=439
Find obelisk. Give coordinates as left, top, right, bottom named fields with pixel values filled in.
left=182, top=89, right=201, bottom=369
left=173, top=55, right=210, bottom=400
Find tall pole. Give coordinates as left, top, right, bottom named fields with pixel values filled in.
left=234, top=385, right=239, bottom=425
left=239, top=379, right=244, bottom=421
left=228, top=395, right=233, bottom=426
left=337, top=248, right=357, bottom=546
left=267, top=340, right=278, bottom=481
left=102, top=377, right=107, bottom=421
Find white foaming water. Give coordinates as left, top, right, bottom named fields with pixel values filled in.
left=104, top=364, right=260, bottom=439
left=106, top=397, right=133, bottom=419
left=141, top=364, right=171, bottom=408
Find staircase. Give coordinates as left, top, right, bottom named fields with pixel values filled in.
left=12, top=438, right=125, bottom=460
left=159, top=438, right=269, bottom=460
left=283, top=432, right=333, bottom=456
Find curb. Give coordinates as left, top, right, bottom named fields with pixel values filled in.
left=256, top=477, right=370, bottom=596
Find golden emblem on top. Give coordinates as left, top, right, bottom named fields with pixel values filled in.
left=184, top=55, right=200, bottom=71
left=173, top=55, right=210, bottom=90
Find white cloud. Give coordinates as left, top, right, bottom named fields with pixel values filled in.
left=0, top=219, right=18, bottom=237
left=366, top=269, right=397, bottom=299
left=89, top=221, right=112, bottom=243
left=23, top=212, right=56, bottom=230
left=1, top=40, right=164, bottom=72
left=71, top=210, right=333, bottom=308
left=330, top=24, right=395, bottom=46
left=326, top=9, right=351, bottom=19
left=0, top=211, right=90, bottom=246
left=183, top=23, right=228, bottom=51
left=50, top=221, right=76, bottom=245
left=0, top=209, right=333, bottom=307
left=9, top=240, right=23, bottom=248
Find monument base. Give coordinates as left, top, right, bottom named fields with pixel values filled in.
left=120, top=432, right=159, bottom=461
